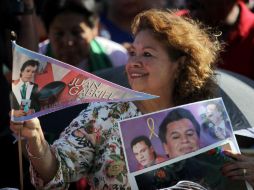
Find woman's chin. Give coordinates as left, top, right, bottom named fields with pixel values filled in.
left=131, top=85, right=146, bottom=93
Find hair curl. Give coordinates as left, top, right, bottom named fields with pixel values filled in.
left=131, top=9, right=222, bottom=105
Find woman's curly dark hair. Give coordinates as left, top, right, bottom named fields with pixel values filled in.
left=131, top=9, right=222, bottom=106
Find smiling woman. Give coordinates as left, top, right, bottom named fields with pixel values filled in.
left=10, top=9, right=227, bottom=190
left=130, top=9, right=221, bottom=106
left=126, top=29, right=179, bottom=103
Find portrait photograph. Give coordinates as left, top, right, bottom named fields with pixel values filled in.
left=11, top=58, right=42, bottom=119
left=119, top=98, right=235, bottom=173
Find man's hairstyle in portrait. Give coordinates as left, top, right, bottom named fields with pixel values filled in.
left=205, top=102, right=227, bottom=121
left=159, top=108, right=201, bottom=143
left=131, top=135, right=152, bottom=149
left=20, top=59, right=39, bottom=74
left=131, top=135, right=158, bottom=159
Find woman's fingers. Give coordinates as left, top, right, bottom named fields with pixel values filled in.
left=27, top=109, right=35, bottom=115
left=222, top=162, right=244, bottom=177
left=10, top=118, right=41, bottom=139
left=222, top=150, right=254, bottom=187
left=10, top=120, right=24, bottom=134
left=13, top=109, right=26, bottom=117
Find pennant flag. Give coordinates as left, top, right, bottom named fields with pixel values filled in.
left=11, top=42, right=157, bottom=121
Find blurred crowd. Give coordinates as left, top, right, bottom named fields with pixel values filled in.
left=1, top=0, right=254, bottom=189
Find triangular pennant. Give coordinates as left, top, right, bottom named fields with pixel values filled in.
left=11, top=42, right=157, bottom=121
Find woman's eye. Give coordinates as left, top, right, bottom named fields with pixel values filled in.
left=144, top=52, right=152, bottom=57
left=128, top=51, right=136, bottom=56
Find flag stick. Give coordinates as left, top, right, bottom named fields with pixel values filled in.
left=18, top=128, right=24, bottom=190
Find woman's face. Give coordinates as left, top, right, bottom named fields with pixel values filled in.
left=49, top=12, right=98, bottom=66
left=125, top=30, right=178, bottom=96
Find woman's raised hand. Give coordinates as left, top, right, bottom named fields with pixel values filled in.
left=10, top=117, right=43, bottom=140
left=222, top=150, right=254, bottom=187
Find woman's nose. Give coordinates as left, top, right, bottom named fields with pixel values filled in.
left=128, top=56, right=143, bottom=67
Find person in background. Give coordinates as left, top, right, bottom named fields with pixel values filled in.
left=99, top=0, right=167, bottom=44
left=0, top=5, right=12, bottom=136
left=247, top=0, right=254, bottom=11
left=39, top=0, right=128, bottom=72
left=185, top=0, right=254, bottom=80
left=10, top=9, right=254, bottom=189
left=0, top=0, right=40, bottom=188
left=159, top=108, right=200, bottom=159
left=167, top=0, right=187, bottom=9
left=131, top=135, right=166, bottom=170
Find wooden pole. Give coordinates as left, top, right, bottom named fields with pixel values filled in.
left=18, top=128, right=24, bottom=190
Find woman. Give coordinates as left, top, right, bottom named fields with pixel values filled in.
left=38, top=0, right=128, bottom=72
left=99, top=0, right=167, bottom=44
left=10, top=9, right=253, bottom=189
